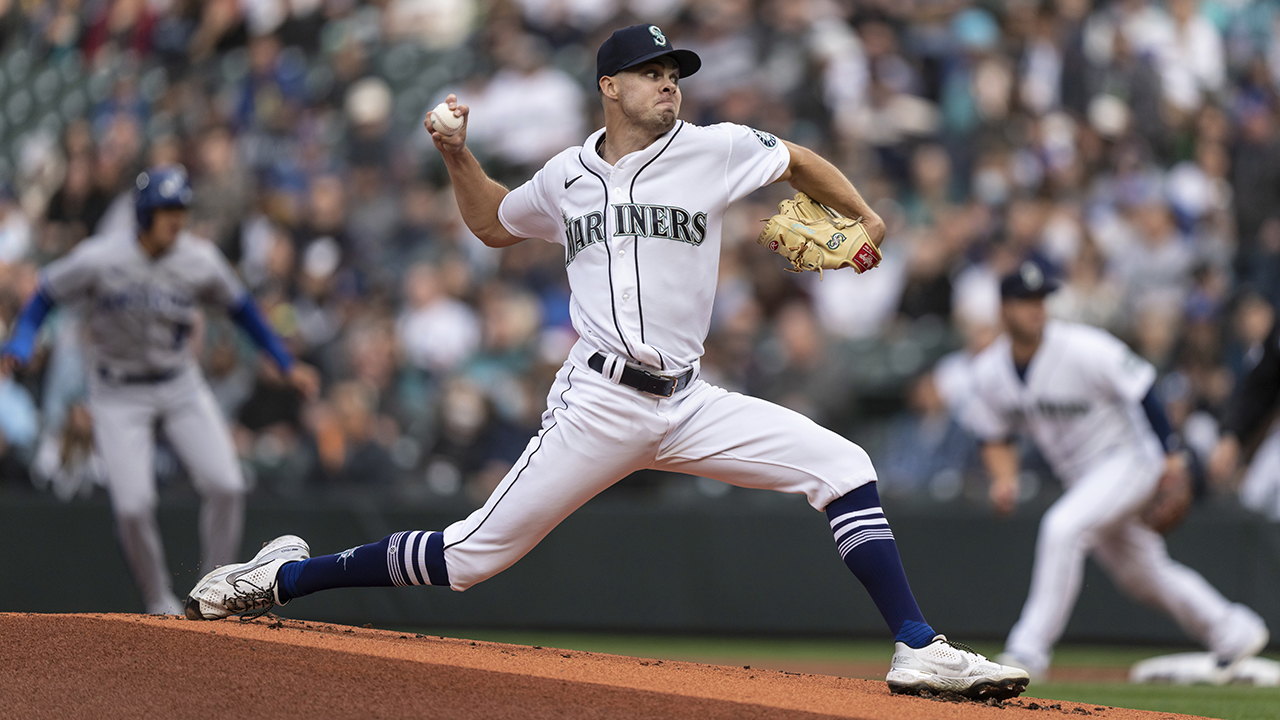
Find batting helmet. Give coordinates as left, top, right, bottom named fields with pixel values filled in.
left=135, top=165, right=194, bottom=230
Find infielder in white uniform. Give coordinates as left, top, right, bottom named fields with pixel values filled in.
left=185, top=25, right=1029, bottom=700
left=1, top=166, right=318, bottom=614
left=968, top=261, right=1270, bottom=680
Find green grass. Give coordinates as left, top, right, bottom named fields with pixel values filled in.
left=395, top=629, right=1280, bottom=720
left=1030, top=683, right=1280, bottom=720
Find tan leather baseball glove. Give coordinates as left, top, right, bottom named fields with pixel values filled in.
left=757, top=192, right=881, bottom=277
left=1141, top=460, right=1193, bottom=534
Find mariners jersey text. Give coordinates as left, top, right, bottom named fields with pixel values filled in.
left=563, top=203, right=708, bottom=265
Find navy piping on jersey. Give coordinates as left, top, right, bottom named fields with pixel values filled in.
left=578, top=152, right=636, bottom=361
left=444, top=368, right=576, bottom=552
left=628, top=121, right=684, bottom=370
left=1014, top=361, right=1030, bottom=383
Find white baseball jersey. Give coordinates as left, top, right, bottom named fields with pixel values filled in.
left=422, top=120, right=877, bottom=592
left=40, top=230, right=245, bottom=376
left=497, top=120, right=790, bottom=372
left=965, top=320, right=1162, bottom=483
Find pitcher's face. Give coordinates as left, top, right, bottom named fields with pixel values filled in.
left=612, top=57, right=681, bottom=134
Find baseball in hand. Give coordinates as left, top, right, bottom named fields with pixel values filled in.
left=429, top=102, right=463, bottom=135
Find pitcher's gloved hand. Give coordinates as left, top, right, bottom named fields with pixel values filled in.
left=757, top=192, right=881, bottom=278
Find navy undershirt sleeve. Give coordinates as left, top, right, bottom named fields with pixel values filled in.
left=228, top=295, right=295, bottom=372
left=1222, top=321, right=1280, bottom=441
left=1141, top=385, right=1177, bottom=453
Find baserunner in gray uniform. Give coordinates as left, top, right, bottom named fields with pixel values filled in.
left=2, top=165, right=318, bottom=614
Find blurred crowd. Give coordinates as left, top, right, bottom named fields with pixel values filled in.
left=0, top=0, right=1278, bottom=512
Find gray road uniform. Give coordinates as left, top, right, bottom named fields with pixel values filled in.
left=42, top=230, right=248, bottom=614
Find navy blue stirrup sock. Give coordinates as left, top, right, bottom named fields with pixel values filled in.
left=826, top=483, right=935, bottom=648
left=276, top=531, right=450, bottom=602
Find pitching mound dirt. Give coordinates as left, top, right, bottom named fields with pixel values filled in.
left=0, top=613, right=1211, bottom=719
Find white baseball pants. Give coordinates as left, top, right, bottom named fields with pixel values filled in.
left=1004, top=449, right=1237, bottom=672
left=1239, top=424, right=1280, bottom=520
left=90, top=365, right=246, bottom=611
left=439, top=348, right=877, bottom=590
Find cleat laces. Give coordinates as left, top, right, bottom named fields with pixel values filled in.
left=941, top=638, right=981, bottom=656
left=221, top=577, right=277, bottom=621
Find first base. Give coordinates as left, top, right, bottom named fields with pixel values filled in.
left=1129, top=652, right=1280, bottom=686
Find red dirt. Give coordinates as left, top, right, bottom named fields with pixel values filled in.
left=0, top=613, right=1209, bottom=720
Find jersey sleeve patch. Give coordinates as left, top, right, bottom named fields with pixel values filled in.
left=750, top=128, right=778, bottom=148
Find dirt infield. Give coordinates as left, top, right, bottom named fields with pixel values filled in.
left=0, top=613, right=1210, bottom=720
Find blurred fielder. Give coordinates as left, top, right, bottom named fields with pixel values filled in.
left=968, top=261, right=1269, bottom=681
left=1, top=165, right=317, bottom=614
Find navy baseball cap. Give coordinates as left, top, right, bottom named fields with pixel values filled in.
left=1000, top=260, right=1060, bottom=300
left=596, top=24, right=701, bottom=83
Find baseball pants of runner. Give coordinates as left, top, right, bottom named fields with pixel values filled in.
left=90, top=365, right=246, bottom=612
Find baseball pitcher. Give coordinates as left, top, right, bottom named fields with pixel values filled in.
left=1, top=165, right=318, bottom=614
left=185, top=25, right=1029, bottom=700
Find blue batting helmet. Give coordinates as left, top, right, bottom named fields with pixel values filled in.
left=135, top=165, right=194, bottom=230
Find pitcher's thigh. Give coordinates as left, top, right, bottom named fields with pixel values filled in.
left=656, top=389, right=876, bottom=510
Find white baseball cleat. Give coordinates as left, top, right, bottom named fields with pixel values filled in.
left=184, top=535, right=310, bottom=621
left=887, top=635, right=1031, bottom=700
left=1210, top=604, right=1270, bottom=680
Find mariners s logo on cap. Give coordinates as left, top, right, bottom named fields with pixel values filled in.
left=596, top=24, right=701, bottom=82
left=1020, top=261, right=1044, bottom=291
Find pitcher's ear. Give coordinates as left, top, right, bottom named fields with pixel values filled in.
left=599, top=75, right=619, bottom=100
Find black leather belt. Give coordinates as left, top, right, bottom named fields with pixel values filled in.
left=98, top=366, right=180, bottom=385
left=588, top=352, right=693, bottom=397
